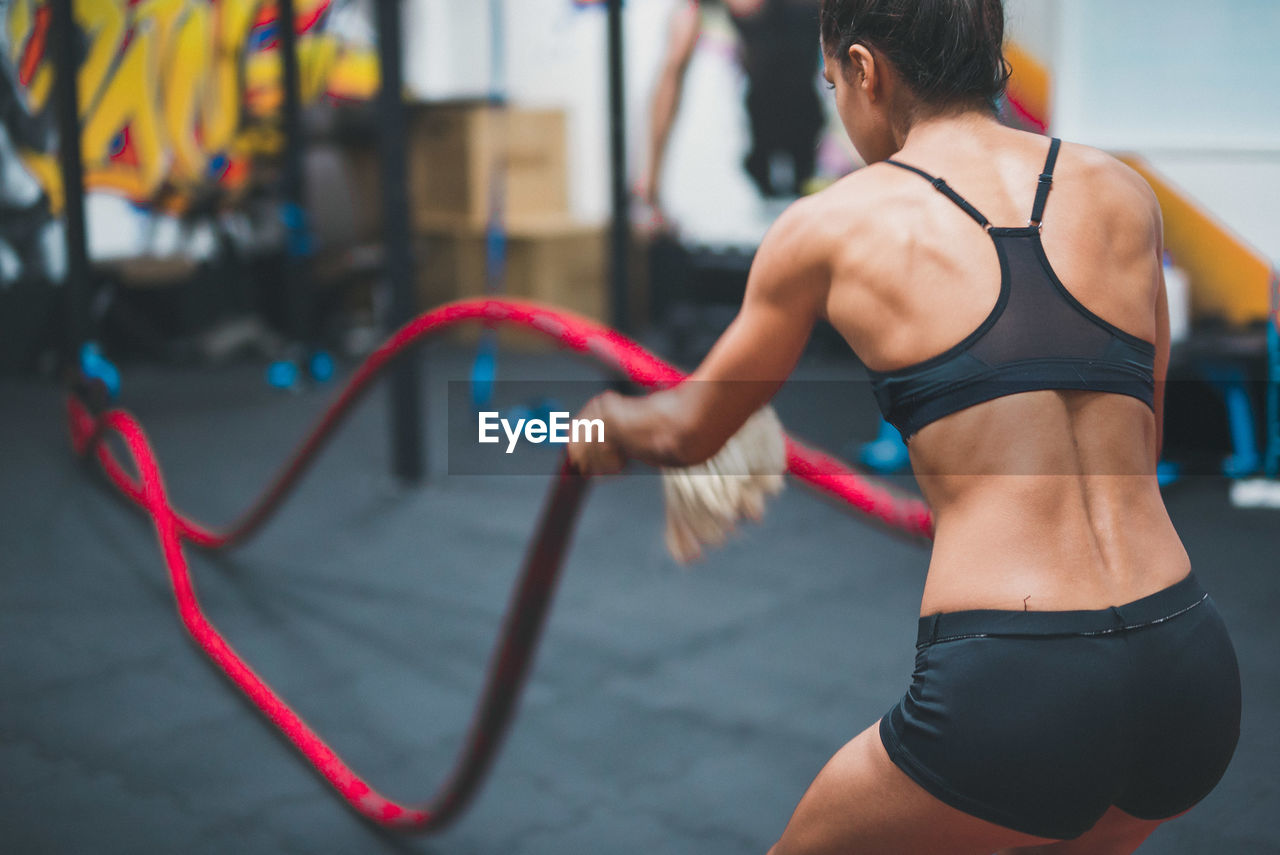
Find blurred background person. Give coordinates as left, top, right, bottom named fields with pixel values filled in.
left=638, top=0, right=825, bottom=230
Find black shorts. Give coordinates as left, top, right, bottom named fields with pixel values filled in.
left=879, top=572, right=1241, bottom=840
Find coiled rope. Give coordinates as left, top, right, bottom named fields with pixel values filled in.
left=66, top=298, right=932, bottom=831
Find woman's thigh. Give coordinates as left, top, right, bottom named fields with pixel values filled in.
left=767, top=722, right=1057, bottom=855
left=995, top=806, right=1165, bottom=855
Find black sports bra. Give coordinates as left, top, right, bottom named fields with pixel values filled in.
left=867, top=138, right=1157, bottom=440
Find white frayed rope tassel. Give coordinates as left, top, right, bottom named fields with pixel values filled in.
left=661, top=406, right=788, bottom=564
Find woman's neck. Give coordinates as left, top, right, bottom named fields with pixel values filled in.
left=895, top=109, right=1003, bottom=155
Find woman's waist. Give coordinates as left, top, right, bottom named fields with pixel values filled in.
left=918, top=497, right=1191, bottom=615
left=916, top=570, right=1205, bottom=647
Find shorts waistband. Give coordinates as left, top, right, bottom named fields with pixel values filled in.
left=917, top=572, right=1207, bottom=648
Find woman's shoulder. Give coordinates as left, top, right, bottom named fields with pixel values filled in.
left=747, top=179, right=904, bottom=293
left=799, top=164, right=936, bottom=253
left=1054, top=140, right=1163, bottom=242
left=1056, top=141, right=1160, bottom=215
left=762, top=171, right=906, bottom=254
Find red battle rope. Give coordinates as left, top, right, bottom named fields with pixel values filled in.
left=66, top=298, right=933, bottom=832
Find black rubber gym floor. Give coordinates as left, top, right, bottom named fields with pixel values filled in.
left=2, top=345, right=1276, bottom=854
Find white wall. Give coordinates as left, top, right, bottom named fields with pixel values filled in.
left=1055, top=0, right=1279, bottom=262
left=1004, top=0, right=1059, bottom=70
left=1001, top=0, right=1278, bottom=263
left=1054, top=0, right=1280, bottom=154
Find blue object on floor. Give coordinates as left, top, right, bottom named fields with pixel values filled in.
left=470, top=35, right=508, bottom=412
left=859, top=417, right=910, bottom=474
left=267, top=360, right=299, bottom=390
left=470, top=212, right=507, bottom=409
left=1199, top=362, right=1262, bottom=478
left=1221, top=380, right=1261, bottom=478
left=308, top=350, right=335, bottom=384
left=79, top=342, right=121, bottom=399
left=280, top=202, right=314, bottom=259
left=471, top=343, right=497, bottom=409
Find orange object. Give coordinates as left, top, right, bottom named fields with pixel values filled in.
left=1005, top=41, right=1051, bottom=131
left=1120, top=156, right=1273, bottom=325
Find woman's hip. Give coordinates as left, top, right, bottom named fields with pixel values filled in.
left=880, top=572, right=1241, bottom=840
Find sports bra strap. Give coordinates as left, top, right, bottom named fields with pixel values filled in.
left=883, top=159, right=991, bottom=229
left=1029, top=137, right=1062, bottom=226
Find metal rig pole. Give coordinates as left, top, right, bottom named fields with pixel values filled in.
left=375, top=0, right=425, bottom=482
left=606, top=0, right=630, bottom=334
left=50, top=0, right=90, bottom=370
left=1267, top=271, right=1279, bottom=477
left=278, top=0, right=310, bottom=353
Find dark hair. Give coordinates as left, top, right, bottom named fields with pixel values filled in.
left=820, top=0, right=1011, bottom=111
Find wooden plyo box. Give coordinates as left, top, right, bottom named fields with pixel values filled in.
left=415, top=219, right=606, bottom=350
left=407, top=103, right=570, bottom=231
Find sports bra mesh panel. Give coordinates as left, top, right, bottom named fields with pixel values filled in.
left=867, top=140, right=1157, bottom=439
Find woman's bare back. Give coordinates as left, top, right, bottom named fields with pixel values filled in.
left=818, top=124, right=1190, bottom=614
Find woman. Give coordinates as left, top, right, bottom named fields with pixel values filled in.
left=568, top=1, right=1241, bottom=852
left=640, top=0, right=825, bottom=224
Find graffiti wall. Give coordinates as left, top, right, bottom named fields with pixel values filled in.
left=0, top=0, right=377, bottom=286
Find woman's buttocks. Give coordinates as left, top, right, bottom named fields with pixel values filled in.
left=883, top=576, right=1240, bottom=838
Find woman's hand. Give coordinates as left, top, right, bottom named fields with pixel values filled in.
left=633, top=176, right=675, bottom=236
left=567, top=393, right=628, bottom=476
left=571, top=198, right=825, bottom=477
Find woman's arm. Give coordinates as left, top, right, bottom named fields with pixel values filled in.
left=569, top=199, right=831, bottom=475
left=1152, top=209, right=1171, bottom=464
left=640, top=1, right=701, bottom=218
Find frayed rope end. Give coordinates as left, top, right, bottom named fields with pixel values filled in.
left=661, top=406, right=788, bottom=564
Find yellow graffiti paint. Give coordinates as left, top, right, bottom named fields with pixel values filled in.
left=6, top=0, right=31, bottom=69
left=328, top=49, right=379, bottom=100
left=73, top=0, right=126, bottom=118
left=202, top=0, right=260, bottom=157
left=4, top=0, right=378, bottom=212
left=161, top=2, right=213, bottom=186
left=244, top=33, right=359, bottom=116
left=302, top=36, right=340, bottom=102
left=83, top=25, right=168, bottom=200
left=7, top=0, right=52, bottom=112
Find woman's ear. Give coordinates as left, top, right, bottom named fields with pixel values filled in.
left=847, top=44, right=879, bottom=102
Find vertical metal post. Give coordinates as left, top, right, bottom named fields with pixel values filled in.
left=50, top=0, right=90, bottom=369
left=375, top=0, right=424, bottom=482
left=278, top=0, right=309, bottom=349
left=606, top=0, right=630, bottom=334
left=470, top=0, right=507, bottom=410
left=1266, top=270, right=1279, bottom=477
